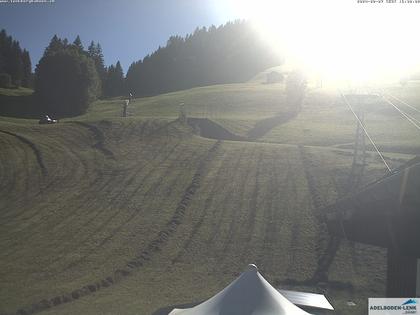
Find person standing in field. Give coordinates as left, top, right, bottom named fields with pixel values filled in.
left=122, top=92, right=133, bottom=117
left=123, top=99, right=129, bottom=117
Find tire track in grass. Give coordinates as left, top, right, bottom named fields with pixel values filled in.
left=32, top=131, right=173, bottom=233
left=0, top=126, right=97, bottom=222
left=0, top=130, right=46, bottom=219
left=0, top=129, right=47, bottom=176
left=43, top=135, right=174, bottom=233
left=67, top=140, right=180, bottom=231
left=278, top=147, right=354, bottom=292
left=205, top=147, right=247, bottom=246
left=218, top=145, right=258, bottom=264
left=0, top=136, right=29, bottom=209
left=297, top=146, right=345, bottom=284
left=0, top=124, right=162, bottom=257
left=98, top=161, right=191, bottom=266
left=98, top=141, right=202, bottom=265
left=332, top=171, right=362, bottom=276
left=171, top=142, right=226, bottom=263
left=124, top=140, right=221, bottom=270
left=0, top=136, right=102, bottom=257
left=259, top=149, right=290, bottom=271
left=71, top=122, right=114, bottom=158
left=1, top=139, right=92, bottom=224
left=284, top=151, right=302, bottom=277
left=97, top=149, right=205, bottom=265
left=61, top=144, right=203, bottom=272
left=258, top=151, right=279, bottom=270
left=285, top=146, right=321, bottom=279
left=6, top=140, right=221, bottom=315
left=42, top=142, right=185, bottom=270
left=10, top=125, right=178, bottom=257
left=241, top=149, right=262, bottom=256
left=3, top=131, right=177, bottom=262
left=1, top=122, right=185, bottom=262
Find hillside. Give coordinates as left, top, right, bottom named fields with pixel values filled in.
left=0, top=78, right=419, bottom=315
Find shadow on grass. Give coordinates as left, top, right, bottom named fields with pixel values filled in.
left=187, top=118, right=245, bottom=141
left=246, top=109, right=299, bottom=140
left=151, top=301, right=203, bottom=315
left=0, top=94, right=42, bottom=119
left=275, top=278, right=354, bottom=293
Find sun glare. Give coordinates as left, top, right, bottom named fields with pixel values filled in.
left=226, top=0, right=420, bottom=83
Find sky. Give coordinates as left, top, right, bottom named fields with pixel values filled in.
left=0, top=0, right=244, bottom=72
left=2, top=0, right=420, bottom=81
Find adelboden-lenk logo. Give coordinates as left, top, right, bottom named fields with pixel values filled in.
left=369, top=298, right=418, bottom=315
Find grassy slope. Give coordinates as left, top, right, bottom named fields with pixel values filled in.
left=0, top=79, right=419, bottom=315
left=0, top=87, right=33, bottom=96
left=85, top=82, right=420, bottom=152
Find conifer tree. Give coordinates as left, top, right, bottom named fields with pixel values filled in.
left=44, top=35, right=64, bottom=57
left=22, top=49, right=32, bottom=87
left=125, top=20, right=281, bottom=96
left=104, top=61, right=124, bottom=97
left=35, top=34, right=100, bottom=116
left=0, top=29, right=32, bottom=87
left=9, top=41, right=24, bottom=86
left=73, top=35, right=84, bottom=53
left=88, top=41, right=107, bottom=95
left=114, top=61, right=124, bottom=95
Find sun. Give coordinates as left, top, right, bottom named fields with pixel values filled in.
left=225, top=0, right=420, bottom=84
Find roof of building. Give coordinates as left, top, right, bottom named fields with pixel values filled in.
left=169, top=264, right=312, bottom=315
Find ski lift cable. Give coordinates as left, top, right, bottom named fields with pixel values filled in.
left=340, top=91, right=392, bottom=173
left=382, top=96, right=420, bottom=131
left=386, top=97, right=420, bottom=126
left=381, top=92, right=420, bottom=126
left=386, top=93, right=420, bottom=115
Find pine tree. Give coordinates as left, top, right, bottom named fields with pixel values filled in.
left=0, top=29, right=6, bottom=73
left=104, top=61, right=124, bottom=97
left=104, top=64, right=115, bottom=97
left=0, top=29, right=33, bottom=87
left=9, top=40, right=24, bottom=86
left=124, top=20, right=280, bottom=96
left=44, top=35, right=64, bottom=57
left=95, top=43, right=106, bottom=81
left=21, top=49, right=32, bottom=87
left=114, top=61, right=124, bottom=95
left=35, top=35, right=100, bottom=116
left=88, top=41, right=107, bottom=95
left=0, top=53, right=4, bottom=74
left=73, top=35, right=84, bottom=54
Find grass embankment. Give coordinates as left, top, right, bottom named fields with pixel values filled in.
left=0, top=79, right=419, bottom=315
left=86, top=81, right=420, bottom=153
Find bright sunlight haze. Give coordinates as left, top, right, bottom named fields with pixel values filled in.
left=222, top=0, right=420, bottom=83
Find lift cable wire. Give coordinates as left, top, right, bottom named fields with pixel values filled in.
left=340, top=91, right=392, bottom=173
left=386, top=93, right=420, bottom=115
left=382, top=96, right=420, bottom=131
left=382, top=93, right=420, bottom=126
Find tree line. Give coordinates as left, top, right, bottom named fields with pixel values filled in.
left=0, top=29, right=32, bottom=88
left=35, top=35, right=124, bottom=116
left=126, top=20, right=282, bottom=96
left=4, top=20, right=283, bottom=116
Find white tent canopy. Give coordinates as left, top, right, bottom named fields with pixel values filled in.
left=169, top=264, right=311, bottom=315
